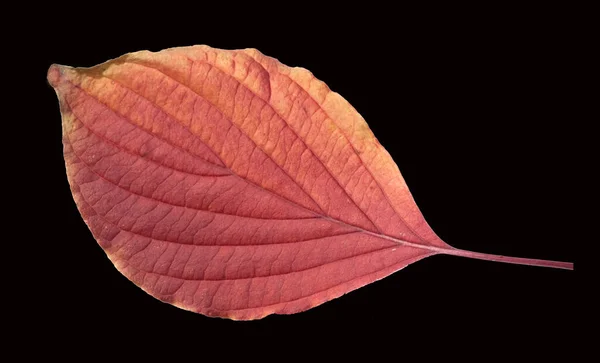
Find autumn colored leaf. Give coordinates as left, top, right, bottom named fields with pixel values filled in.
left=48, top=45, right=573, bottom=320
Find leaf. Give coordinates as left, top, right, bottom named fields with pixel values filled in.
left=48, top=45, right=573, bottom=320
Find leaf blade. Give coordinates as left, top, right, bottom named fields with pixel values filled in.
left=48, top=45, right=571, bottom=320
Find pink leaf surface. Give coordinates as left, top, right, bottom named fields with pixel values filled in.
left=48, top=45, right=573, bottom=320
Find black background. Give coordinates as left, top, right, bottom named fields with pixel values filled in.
left=25, top=5, right=579, bottom=357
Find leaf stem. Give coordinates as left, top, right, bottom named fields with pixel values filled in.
left=358, top=229, right=573, bottom=270
left=441, top=248, right=574, bottom=270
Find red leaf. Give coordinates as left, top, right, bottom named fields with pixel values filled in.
left=48, top=45, right=573, bottom=320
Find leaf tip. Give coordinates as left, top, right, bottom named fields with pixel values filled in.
left=48, top=63, right=82, bottom=90
left=47, top=64, right=66, bottom=88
